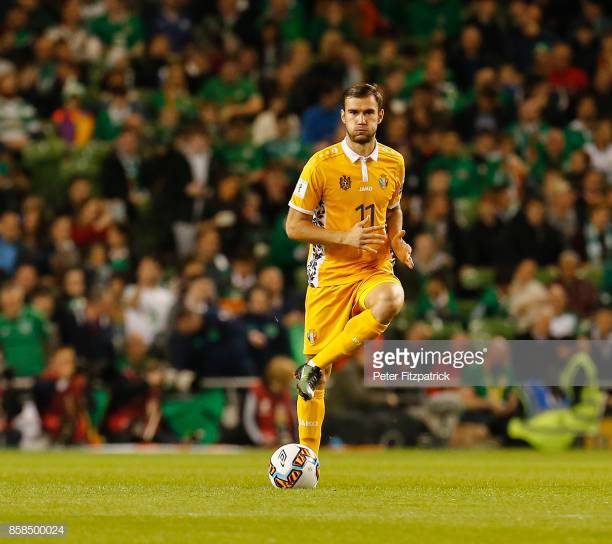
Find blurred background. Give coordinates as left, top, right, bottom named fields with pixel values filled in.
left=0, top=0, right=610, bottom=451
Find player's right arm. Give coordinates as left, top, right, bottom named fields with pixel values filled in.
left=285, top=157, right=385, bottom=254
left=286, top=208, right=386, bottom=254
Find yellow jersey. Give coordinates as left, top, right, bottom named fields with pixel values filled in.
left=289, top=138, right=405, bottom=287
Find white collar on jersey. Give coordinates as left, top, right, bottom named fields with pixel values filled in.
left=341, top=137, right=379, bottom=163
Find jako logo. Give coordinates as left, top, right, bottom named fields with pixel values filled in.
left=359, top=186, right=373, bottom=192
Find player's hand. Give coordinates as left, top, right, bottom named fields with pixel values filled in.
left=391, top=230, right=414, bottom=269
left=343, top=216, right=386, bottom=254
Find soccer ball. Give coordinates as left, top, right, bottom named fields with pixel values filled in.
left=268, top=443, right=320, bottom=489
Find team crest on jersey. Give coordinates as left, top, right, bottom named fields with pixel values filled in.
left=339, top=175, right=351, bottom=190
left=378, top=175, right=388, bottom=188
left=307, top=329, right=318, bottom=345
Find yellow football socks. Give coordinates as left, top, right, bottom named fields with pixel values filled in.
left=297, top=388, right=325, bottom=454
left=310, top=309, right=389, bottom=371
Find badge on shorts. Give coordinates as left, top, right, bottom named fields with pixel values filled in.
left=339, top=175, right=351, bottom=190
left=378, top=175, right=388, bottom=188
left=307, top=329, right=318, bottom=345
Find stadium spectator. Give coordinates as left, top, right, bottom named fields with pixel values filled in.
left=416, top=273, right=460, bottom=323
left=590, top=306, right=612, bottom=340
left=70, top=198, right=113, bottom=248
left=508, top=259, right=549, bottom=333
left=545, top=177, right=578, bottom=247
left=99, top=128, right=149, bottom=220
left=124, top=256, right=175, bottom=348
left=199, top=56, right=263, bottom=123
left=34, top=346, right=91, bottom=445
left=557, top=250, right=599, bottom=318
left=548, top=41, right=589, bottom=94
left=168, top=304, right=254, bottom=377
left=300, top=85, right=342, bottom=146
left=44, top=0, right=102, bottom=63
left=448, top=25, right=494, bottom=91
left=507, top=197, right=564, bottom=266
left=51, top=82, right=94, bottom=146
left=102, top=354, right=172, bottom=443
left=465, top=193, right=506, bottom=268
left=0, top=212, right=22, bottom=277
left=409, top=232, right=453, bottom=293
left=152, top=0, right=193, bottom=53
left=0, top=71, right=40, bottom=150
left=94, top=85, right=142, bottom=141
left=582, top=204, right=611, bottom=267
left=88, top=0, right=145, bottom=61
left=0, top=283, right=48, bottom=377
left=584, top=119, right=612, bottom=182
left=470, top=270, right=511, bottom=320
left=47, top=216, right=80, bottom=277
left=243, top=286, right=290, bottom=375
left=151, top=125, right=215, bottom=256
left=243, top=355, right=296, bottom=447
left=547, top=283, right=578, bottom=339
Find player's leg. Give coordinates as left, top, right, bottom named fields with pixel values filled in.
left=296, top=363, right=331, bottom=455
left=302, top=275, right=403, bottom=376
left=296, top=283, right=353, bottom=449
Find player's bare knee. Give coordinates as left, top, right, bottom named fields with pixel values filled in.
left=372, top=285, right=404, bottom=322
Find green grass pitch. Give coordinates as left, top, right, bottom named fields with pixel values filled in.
left=0, top=449, right=610, bottom=543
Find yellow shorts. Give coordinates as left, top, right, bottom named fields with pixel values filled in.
left=303, top=271, right=401, bottom=356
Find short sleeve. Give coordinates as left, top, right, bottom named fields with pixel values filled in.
left=288, top=158, right=323, bottom=215
left=388, top=155, right=405, bottom=210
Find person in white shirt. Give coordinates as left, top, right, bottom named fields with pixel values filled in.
left=584, top=119, right=612, bottom=183
left=124, top=256, right=176, bottom=347
left=44, top=0, right=103, bottom=63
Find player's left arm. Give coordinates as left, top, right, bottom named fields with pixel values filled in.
left=386, top=155, right=414, bottom=269
left=386, top=206, right=414, bottom=269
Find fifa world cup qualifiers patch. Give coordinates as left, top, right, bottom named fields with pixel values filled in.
left=294, top=179, right=308, bottom=198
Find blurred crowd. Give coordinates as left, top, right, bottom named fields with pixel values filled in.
left=0, top=0, right=610, bottom=449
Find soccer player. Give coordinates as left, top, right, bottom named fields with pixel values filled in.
left=285, top=83, right=414, bottom=454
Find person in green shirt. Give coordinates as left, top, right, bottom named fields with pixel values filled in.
left=88, top=0, right=145, bottom=56
left=0, top=5, right=34, bottom=54
left=308, top=0, right=356, bottom=48
left=529, top=127, right=571, bottom=183
left=565, top=95, right=597, bottom=152
left=416, top=273, right=460, bottom=323
left=151, top=62, right=198, bottom=134
left=507, top=98, right=549, bottom=159
left=257, top=0, right=306, bottom=45
left=0, top=283, right=48, bottom=377
left=215, top=117, right=264, bottom=182
left=402, top=52, right=459, bottom=111
left=406, top=0, right=462, bottom=44
left=94, top=88, right=141, bottom=141
left=473, top=131, right=512, bottom=191
left=261, top=111, right=311, bottom=177
left=199, top=58, right=263, bottom=123
left=427, top=130, right=481, bottom=198
left=471, top=273, right=512, bottom=321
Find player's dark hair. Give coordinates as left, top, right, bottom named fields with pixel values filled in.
left=342, top=83, right=384, bottom=111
